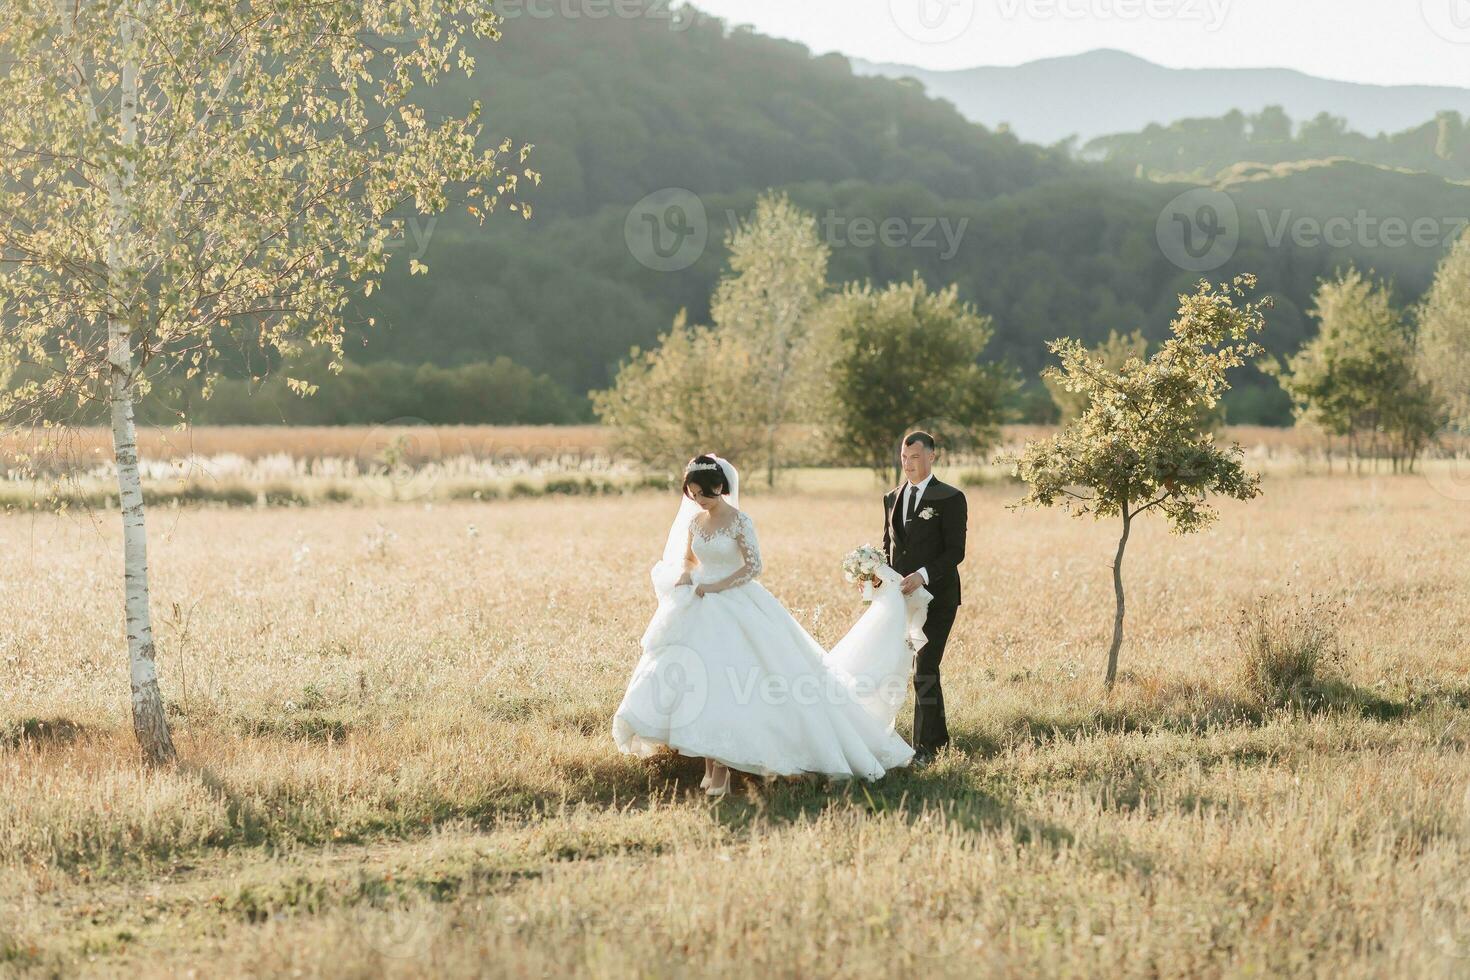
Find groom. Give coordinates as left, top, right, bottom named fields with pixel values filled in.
left=882, top=431, right=967, bottom=763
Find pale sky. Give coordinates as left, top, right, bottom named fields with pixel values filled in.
left=683, top=0, right=1470, bottom=89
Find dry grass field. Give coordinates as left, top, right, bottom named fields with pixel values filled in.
left=2, top=464, right=1470, bottom=977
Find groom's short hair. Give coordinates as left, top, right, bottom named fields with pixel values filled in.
left=904, top=430, right=936, bottom=451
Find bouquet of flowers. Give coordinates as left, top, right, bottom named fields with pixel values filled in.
left=842, top=544, right=886, bottom=601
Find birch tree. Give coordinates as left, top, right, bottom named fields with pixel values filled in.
left=1007, top=276, right=1270, bottom=690
left=0, top=0, right=534, bottom=764
left=1418, top=227, right=1470, bottom=433
left=709, top=192, right=829, bottom=487
left=595, top=192, right=827, bottom=477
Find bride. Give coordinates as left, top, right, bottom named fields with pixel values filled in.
left=613, top=454, right=928, bottom=796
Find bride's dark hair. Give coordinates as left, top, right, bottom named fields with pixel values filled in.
left=682, top=454, right=730, bottom=499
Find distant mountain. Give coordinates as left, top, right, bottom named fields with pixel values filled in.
left=853, top=50, right=1470, bottom=145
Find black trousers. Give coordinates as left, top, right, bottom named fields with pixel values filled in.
left=913, top=597, right=958, bottom=754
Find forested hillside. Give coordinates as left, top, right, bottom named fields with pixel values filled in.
left=359, top=169, right=1470, bottom=425
left=424, top=10, right=1065, bottom=218
left=150, top=5, right=1470, bottom=426
left=1085, top=107, right=1470, bottom=181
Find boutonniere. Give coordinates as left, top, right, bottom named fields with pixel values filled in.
left=918, top=506, right=936, bottom=521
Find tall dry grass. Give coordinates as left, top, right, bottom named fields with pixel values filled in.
left=13, top=422, right=1458, bottom=470
left=0, top=424, right=610, bottom=464
left=1, top=471, right=1468, bottom=976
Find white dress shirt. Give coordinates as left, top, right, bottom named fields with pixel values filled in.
left=901, top=474, right=933, bottom=585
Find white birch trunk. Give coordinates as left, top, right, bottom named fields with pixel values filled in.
left=110, top=326, right=174, bottom=764
left=106, top=2, right=175, bottom=765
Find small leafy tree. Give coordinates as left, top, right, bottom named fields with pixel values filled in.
left=822, top=275, right=1013, bottom=484
left=1007, top=276, right=1271, bottom=690
left=1045, top=330, right=1148, bottom=422
left=1272, top=268, right=1440, bottom=471
left=1380, top=376, right=1441, bottom=471
left=1417, top=227, right=1470, bottom=433
left=595, top=193, right=827, bottom=476
left=592, top=311, right=765, bottom=466
left=0, top=0, right=534, bottom=763
left=709, top=192, right=830, bottom=486
left=1047, top=328, right=1227, bottom=433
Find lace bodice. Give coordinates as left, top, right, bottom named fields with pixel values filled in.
left=689, top=509, right=762, bottom=590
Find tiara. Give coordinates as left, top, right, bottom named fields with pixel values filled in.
left=685, top=461, right=720, bottom=473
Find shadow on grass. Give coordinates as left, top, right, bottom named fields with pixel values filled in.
left=1287, top=678, right=1407, bottom=720
left=954, top=675, right=1446, bottom=760
left=1243, top=675, right=1466, bottom=722
left=1, top=717, right=87, bottom=749
left=954, top=682, right=1269, bottom=759
left=231, top=714, right=351, bottom=743
left=49, top=672, right=1463, bottom=877
left=630, top=747, right=1074, bottom=849
left=560, top=673, right=1468, bottom=843
left=848, top=762, right=1074, bottom=848
left=178, top=761, right=282, bottom=853
left=175, top=747, right=685, bottom=861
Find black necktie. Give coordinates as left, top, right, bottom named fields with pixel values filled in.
left=906, top=484, right=919, bottom=526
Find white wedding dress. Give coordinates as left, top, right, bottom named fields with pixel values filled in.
left=613, top=458, right=927, bottom=781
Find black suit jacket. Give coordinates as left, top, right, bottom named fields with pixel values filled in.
left=883, top=478, right=967, bottom=607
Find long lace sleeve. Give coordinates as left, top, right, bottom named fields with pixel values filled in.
left=703, top=512, right=763, bottom=592
left=675, top=527, right=696, bottom=585
left=731, top=512, right=762, bottom=585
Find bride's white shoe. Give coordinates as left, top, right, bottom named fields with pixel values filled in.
left=706, top=767, right=730, bottom=798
